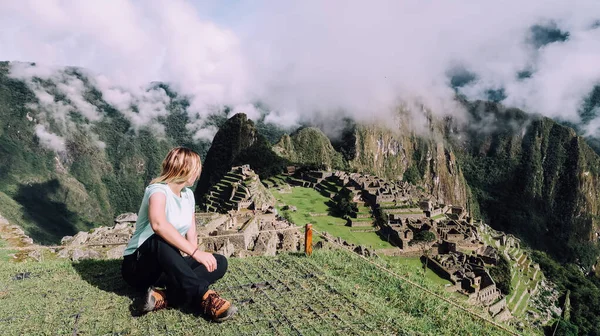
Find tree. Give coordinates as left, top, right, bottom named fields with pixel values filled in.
left=489, top=254, right=512, bottom=295
left=410, top=231, right=437, bottom=274
left=403, top=165, right=422, bottom=185
left=551, top=319, right=578, bottom=336
left=332, top=187, right=358, bottom=219
left=410, top=231, right=436, bottom=245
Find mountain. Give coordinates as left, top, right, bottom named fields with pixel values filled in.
left=0, top=62, right=210, bottom=244
left=338, top=120, right=470, bottom=207
left=194, top=113, right=289, bottom=203
left=1, top=61, right=599, bottom=268
left=204, top=105, right=599, bottom=267
left=272, top=127, right=345, bottom=170
left=455, top=101, right=600, bottom=267
left=271, top=119, right=470, bottom=207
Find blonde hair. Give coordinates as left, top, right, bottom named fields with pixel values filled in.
left=150, top=147, right=202, bottom=185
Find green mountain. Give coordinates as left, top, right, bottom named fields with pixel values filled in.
left=202, top=105, right=599, bottom=268
left=456, top=101, right=600, bottom=267
left=194, top=113, right=288, bottom=204
left=272, top=127, right=345, bottom=169
left=0, top=62, right=209, bottom=244
left=2, top=60, right=599, bottom=267
left=339, top=120, right=470, bottom=207
left=271, top=119, right=470, bottom=207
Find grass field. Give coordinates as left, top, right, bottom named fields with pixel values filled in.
left=382, top=256, right=453, bottom=288
left=0, top=248, right=529, bottom=335
left=0, top=238, right=16, bottom=262
left=272, top=187, right=393, bottom=249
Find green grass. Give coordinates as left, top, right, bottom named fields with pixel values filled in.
left=382, top=256, right=454, bottom=287
left=356, top=205, right=371, bottom=214
left=351, top=217, right=374, bottom=222
left=0, top=248, right=529, bottom=335
left=272, top=187, right=392, bottom=249
left=0, top=239, right=16, bottom=262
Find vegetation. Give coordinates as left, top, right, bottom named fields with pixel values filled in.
left=403, top=165, right=422, bottom=185
left=458, top=103, right=600, bottom=331
left=273, top=127, right=346, bottom=170
left=489, top=254, right=512, bottom=295
left=457, top=101, right=600, bottom=268
left=382, top=256, right=453, bottom=287
left=272, top=187, right=392, bottom=249
left=330, top=117, right=357, bottom=161
left=0, top=63, right=211, bottom=244
left=409, top=231, right=436, bottom=245
left=233, top=136, right=289, bottom=180
left=196, top=113, right=288, bottom=203
left=0, top=248, right=528, bottom=335
left=532, top=250, right=600, bottom=335
left=330, top=187, right=358, bottom=219
left=551, top=319, right=579, bottom=336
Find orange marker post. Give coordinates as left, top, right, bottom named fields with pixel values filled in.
left=304, top=223, right=313, bottom=256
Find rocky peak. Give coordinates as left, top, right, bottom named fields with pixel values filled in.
left=273, top=127, right=344, bottom=170
left=195, top=113, right=259, bottom=199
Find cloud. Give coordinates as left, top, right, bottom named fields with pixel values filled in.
left=34, top=124, right=66, bottom=152
left=1, top=0, right=600, bottom=138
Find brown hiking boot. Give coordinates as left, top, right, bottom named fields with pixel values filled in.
left=199, top=290, right=237, bottom=322
left=142, top=287, right=168, bottom=313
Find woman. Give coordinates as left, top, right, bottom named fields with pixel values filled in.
left=121, top=147, right=237, bottom=322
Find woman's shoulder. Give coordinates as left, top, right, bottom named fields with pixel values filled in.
left=183, top=187, right=195, bottom=201
left=145, top=183, right=169, bottom=195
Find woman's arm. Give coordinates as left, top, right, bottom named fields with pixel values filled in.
left=186, top=213, right=198, bottom=249
left=149, top=192, right=196, bottom=254
left=148, top=193, right=216, bottom=271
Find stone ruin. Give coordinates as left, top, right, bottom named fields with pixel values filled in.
left=55, top=209, right=302, bottom=261
left=198, top=211, right=301, bottom=258
left=57, top=213, right=138, bottom=261
left=203, top=165, right=276, bottom=213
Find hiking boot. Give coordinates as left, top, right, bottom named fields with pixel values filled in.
left=199, top=290, right=238, bottom=322
left=142, top=287, right=168, bottom=313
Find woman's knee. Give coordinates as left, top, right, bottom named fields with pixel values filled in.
left=213, top=254, right=228, bottom=277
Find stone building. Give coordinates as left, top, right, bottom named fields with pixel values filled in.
left=427, top=250, right=502, bottom=306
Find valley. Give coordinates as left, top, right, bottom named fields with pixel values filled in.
left=0, top=61, right=598, bottom=333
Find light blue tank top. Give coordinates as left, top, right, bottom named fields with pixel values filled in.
left=123, top=183, right=195, bottom=256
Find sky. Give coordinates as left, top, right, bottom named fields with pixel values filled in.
left=1, top=0, right=600, bottom=149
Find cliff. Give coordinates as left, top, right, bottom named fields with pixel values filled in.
left=345, top=122, right=470, bottom=207
left=455, top=101, right=600, bottom=265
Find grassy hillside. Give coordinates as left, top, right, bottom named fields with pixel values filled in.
left=0, top=248, right=527, bottom=335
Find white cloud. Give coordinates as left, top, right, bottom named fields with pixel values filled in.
left=34, top=124, right=66, bottom=152
left=229, top=104, right=261, bottom=122
left=1, top=0, right=600, bottom=138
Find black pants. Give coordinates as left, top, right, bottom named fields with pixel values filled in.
left=121, top=234, right=228, bottom=306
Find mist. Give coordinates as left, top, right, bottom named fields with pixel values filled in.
left=1, top=0, right=600, bottom=148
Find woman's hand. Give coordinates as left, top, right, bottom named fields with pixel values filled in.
left=193, top=251, right=217, bottom=272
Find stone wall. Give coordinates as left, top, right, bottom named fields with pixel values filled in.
left=488, top=297, right=507, bottom=317
left=425, top=256, right=456, bottom=284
